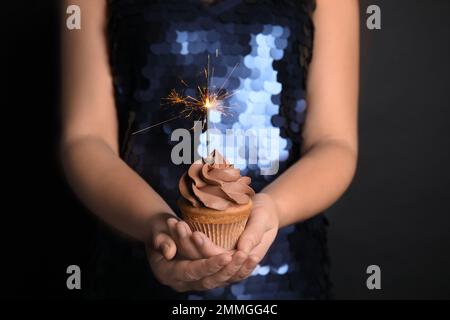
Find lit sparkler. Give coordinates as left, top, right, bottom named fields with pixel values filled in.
left=133, top=54, right=239, bottom=157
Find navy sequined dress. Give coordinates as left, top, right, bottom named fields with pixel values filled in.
left=87, top=0, right=331, bottom=299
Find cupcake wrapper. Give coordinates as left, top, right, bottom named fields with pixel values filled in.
left=185, top=218, right=249, bottom=250
left=178, top=198, right=252, bottom=250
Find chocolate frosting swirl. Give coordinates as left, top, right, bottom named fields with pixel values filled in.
left=179, top=150, right=255, bottom=210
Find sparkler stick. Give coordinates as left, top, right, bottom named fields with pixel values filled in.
left=132, top=114, right=183, bottom=135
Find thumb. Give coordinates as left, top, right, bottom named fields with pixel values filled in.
left=237, top=212, right=266, bottom=254
left=153, top=232, right=177, bottom=260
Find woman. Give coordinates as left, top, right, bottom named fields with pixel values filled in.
left=61, top=0, right=359, bottom=299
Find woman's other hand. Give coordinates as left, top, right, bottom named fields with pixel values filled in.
left=148, top=215, right=250, bottom=292
left=229, top=193, right=279, bottom=282
left=165, top=217, right=228, bottom=260
left=146, top=244, right=233, bottom=292
left=169, top=193, right=280, bottom=285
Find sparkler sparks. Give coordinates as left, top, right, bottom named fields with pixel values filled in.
left=132, top=54, right=239, bottom=156
left=161, top=55, right=236, bottom=125
left=161, top=84, right=232, bottom=121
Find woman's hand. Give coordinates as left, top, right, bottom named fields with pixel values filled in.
left=146, top=244, right=235, bottom=292
left=165, top=217, right=228, bottom=259
left=148, top=192, right=280, bottom=291
left=163, top=193, right=280, bottom=284
left=228, top=192, right=279, bottom=282
left=149, top=212, right=229, bottom=260
left=148, top=213, right=178, bottom=260
left=148, top=212, right=252, bottom=291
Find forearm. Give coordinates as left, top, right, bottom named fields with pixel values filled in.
left=61, top=135, right=175, bottom=242
left=262, top=139, right=357, bottom=227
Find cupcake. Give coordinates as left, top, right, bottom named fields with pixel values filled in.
left=178, top=150, right=255, bottom=250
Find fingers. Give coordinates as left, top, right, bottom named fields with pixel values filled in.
left=166, top=217, right=179, bottom=240
left=148, top=248, right=255, bottom=293
left=228, top=255, right=260, bottom=282
left=168, top=218, right=228, bottom=259
left=237, top=209, right=267, bottom=254
left=168, top=219, right=205, bottom=260
left=153, top=232, right=177, bottom=260
left=230, top=228, right=277, bottom=283
left=191, top=231, right=228, bottom=257
left=177, top=221, right=204, bottom=259
left=199, top=251, right=248, bottom=289
left=174, top=253, right=232, bottom=282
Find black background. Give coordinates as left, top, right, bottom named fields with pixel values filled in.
left=4, top=0, right=450, bottom=299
